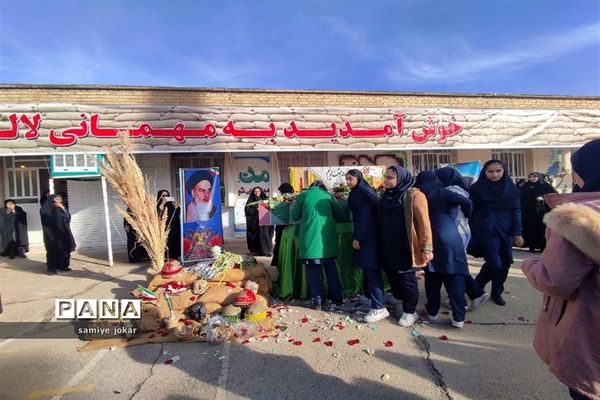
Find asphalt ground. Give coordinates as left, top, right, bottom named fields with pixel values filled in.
left=0, top=240, right=567, bottom=400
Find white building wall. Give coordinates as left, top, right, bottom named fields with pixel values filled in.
left=69, top=154, right=173, bottom=249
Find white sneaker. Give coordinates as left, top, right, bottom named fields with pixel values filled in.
left=364, top=308, right=390, bottom=323
left=469, top=292, right=490, bottom=311
left=427, top=313, right=438, bottom=322
left=357, top=294, right=371, bottom=307
left=398, top=312, right=419, bottom=327
left=451, top=318, right=464, bottom=329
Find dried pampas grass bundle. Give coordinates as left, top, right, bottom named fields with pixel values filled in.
left=102, top=132, right=168, bottom=275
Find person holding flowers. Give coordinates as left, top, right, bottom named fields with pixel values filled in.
left=291, top=180, right=344, bottom=310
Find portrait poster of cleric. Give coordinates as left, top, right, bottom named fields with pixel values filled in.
left=180, top=168, right=224, bottom=262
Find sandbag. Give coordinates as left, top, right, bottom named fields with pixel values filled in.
left=199, top=285, right=244, bottom=305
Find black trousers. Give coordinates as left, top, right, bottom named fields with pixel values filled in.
left=465, top=274, right=486, bottom=300
left=475, top=263, right=510, bottom=298
left=425, top=271, right=466, bottom=322
left=384, top=268, right=418, bottom=314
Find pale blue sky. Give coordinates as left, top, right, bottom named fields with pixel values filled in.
left=1, top=0, right=599, bottom=95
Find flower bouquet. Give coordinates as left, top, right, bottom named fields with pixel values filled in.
left=332, top=183, right=350, bottom=200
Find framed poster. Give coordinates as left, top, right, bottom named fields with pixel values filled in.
left=180, top=168, right=224, bottom=262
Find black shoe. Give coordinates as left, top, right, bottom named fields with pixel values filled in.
left=47, top=270, right=58, bottom=275
left=58, top=267, right=72, bottom=272
left=491, top=295, right=506, bottom=306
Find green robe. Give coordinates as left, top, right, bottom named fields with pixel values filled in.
left=291, top=187, right=343, bottom=259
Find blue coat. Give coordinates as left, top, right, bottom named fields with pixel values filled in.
left=426, top=187, right=473, bottom=275
left=468, top=206, right=521, bottom=267
left=466, top=160, right=522, bottom=268
left=347, top=183, right=380, bottom=270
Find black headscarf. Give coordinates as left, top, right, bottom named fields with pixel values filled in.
left=435, top=167, right=468, bottom=191
left=309, top=180, right=328, bottom=191
left=246, top=187, right=268, bottom=205
left=415, top=170, right=444, bottom=197
left=40, top=194, right=69, bottom=226
left=39, top=190, right=50, bottom=206
left=346, top=169, right=378, bottom=206
left=571, top=139, right=600, bottom=192
left=381, top=165, right=414, bottom=205
left=156, top=190, right=177, bottom=215
left=469, top=160, right=520, bottom=209
left=278, top=183, right=294, bottom=195
left=156, top=190, right=170, bottom=203
left=521, top=172, right=555, bottom=197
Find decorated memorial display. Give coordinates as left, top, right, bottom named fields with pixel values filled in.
left=80, top=246, right=279, bottom=351
left=86, top=133, right=279, bottom=350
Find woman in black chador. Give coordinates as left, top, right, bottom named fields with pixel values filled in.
left=244, top=187, right=273, bottom=256
left=468, top=160, right=523, bottom=306
left=156, top=190, right=181, bottom=260
left=40, top=194, right=76, bottom=274
left=0, top=199, right=29, bottom=259
left=124, top=207, right=149, bottom=263
left=519, top=172, right=556, bottom=252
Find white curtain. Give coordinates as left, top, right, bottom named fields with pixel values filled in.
left=270, top=152, right=281, bottom=197
left=224, top=152, right=237, bottom=207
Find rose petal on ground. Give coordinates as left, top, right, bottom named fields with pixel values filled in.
left=313, top=337, right=321, bottom=343
left=384, top=340, right=393, bottom=347
left=325, top=340, right=334, bottom=347
left=439, top=335, right=449, bottom=341
left=347, top=339, right=360, bottom=346
left=164, top=356, right=180, bottom=365
left=294, top=340, right=303, bottom=346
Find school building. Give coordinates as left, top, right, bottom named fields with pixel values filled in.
left=0, top=85, right=598, bottom=252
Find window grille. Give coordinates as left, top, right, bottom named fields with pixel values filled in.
left=491, top=150, right=527, bottom=181
left=3, top=156, right=50, bottom=203
left=278, top=152, right=327, bottom=184
left=411, top=150, right=452, bottom=174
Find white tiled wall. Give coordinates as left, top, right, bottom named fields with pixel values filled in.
left=69, top=154, right=173, bottom=249
left=68, top=153, right=237, bottom=250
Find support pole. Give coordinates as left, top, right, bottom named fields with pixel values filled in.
left=101, top=176, right=114, bottom=267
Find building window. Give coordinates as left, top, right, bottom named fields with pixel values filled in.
left=171, top=153, right=225, bottom=202
left=491, top=150, right=527, bottom=181
left=411, top=150, right=452, bottom=174
left=278, top=152, right=327, bottom=185
left=3, top=156, right=49, bottom=203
